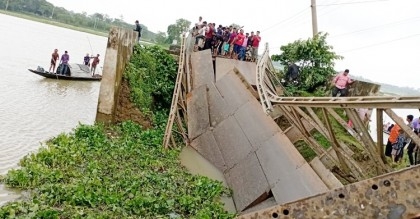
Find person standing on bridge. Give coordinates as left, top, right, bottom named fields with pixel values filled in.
left=134, top=20, right=142, bottom=42
left=251, top=31, right=261, bottom=62
left=332, top=69, right=354, bottom=97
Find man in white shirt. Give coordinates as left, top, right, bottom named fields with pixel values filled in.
left=195, top=16, right=203, bottom=28
left=194, top=21, right=207, bottom=50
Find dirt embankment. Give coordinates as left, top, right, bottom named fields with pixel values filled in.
left=114, top=79, right=152, bottom=128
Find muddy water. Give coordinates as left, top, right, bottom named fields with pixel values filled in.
left=0, top=14, right=106, bottom=204
left=179, top=146, right=237, bottom=213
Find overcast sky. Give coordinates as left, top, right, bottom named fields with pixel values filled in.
left=46, top=0, right=420, bottom=88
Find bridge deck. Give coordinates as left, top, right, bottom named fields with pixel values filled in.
left=188, top=50, right=329, bottom=212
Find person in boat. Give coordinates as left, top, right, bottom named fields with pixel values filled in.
left=83, top=53, right=91, bottom=66
left=91, top=54, right=100, bottom=76
left=49, top=49, right=59, bottom=73
left=59, top=51, right=70, bottom=75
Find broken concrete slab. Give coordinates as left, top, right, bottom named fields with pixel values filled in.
left=256, top=132, right=329, bottom=204
left=190, top=49, right=214, bottom=90
left=215, top=58, right=256, bottom=86
left=190, top=130, right=227, bottom=172
left=207, top=83, right=230, bottom=127
left=270, top=165, right=329, bottom=205
left=212, top=116, right=253, bottom=170
left=234, top=60, right=257, bottom=86
left=215, top=57, right=235, bottom=82
left=215, top=71, right=254, bottom=115
left=234, top=100, right=281, bottom=150
left=187, top=85, right=209, bottom=140
left=256, top=133, right=307, bottom=187
left=224, top=152, right=270, bottom=212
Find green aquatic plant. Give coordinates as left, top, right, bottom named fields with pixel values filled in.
left=0, top=122, right=234, bottom=218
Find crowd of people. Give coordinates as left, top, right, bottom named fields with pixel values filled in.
left=331, top=69, right=420, bottom=167
left=384, top=112, right=420, bottom=166
left=49, top=49, right=100, bottom=76
left=192, top=16, right=261, bottom=62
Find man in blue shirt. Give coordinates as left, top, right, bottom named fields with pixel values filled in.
left=60, top=51, right=70, bottom=75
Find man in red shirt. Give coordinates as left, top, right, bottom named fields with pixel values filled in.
left=233, top=29, right=245, bottom=60
left=91, top=54, right=100, bottom=76
left=251, top=31, right=261, bottom=62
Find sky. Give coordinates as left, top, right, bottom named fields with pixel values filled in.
left=45, top=0, right=420, bottom=88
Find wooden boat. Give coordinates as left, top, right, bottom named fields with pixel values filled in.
left=28, top=63, right=102, bottom=81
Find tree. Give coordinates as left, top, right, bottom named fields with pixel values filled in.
left=166, top=18, right=191, bottom=44
left=271, top=32, right=343, bottom=94
left=229, top=23, right=243, bottom=29
left=155, top=31, right=168, bottom=45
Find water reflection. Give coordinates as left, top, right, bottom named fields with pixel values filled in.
left=0, top=184, right=22, bottom=207
left=179, top=146, right=237, bottom=213
left=34, top=79, right=97, bottom=96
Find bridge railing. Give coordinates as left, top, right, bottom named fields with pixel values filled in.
left=256, top=44, right=420, bottom=182
left=250, top=42, right=420, bottom=218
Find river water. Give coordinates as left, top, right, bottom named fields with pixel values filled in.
left=0, top=14, right=106, bottom=204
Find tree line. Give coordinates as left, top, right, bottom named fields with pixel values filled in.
left=0, top=0, right=156, bottom=41
left=0, top=0, right=198, bottom=46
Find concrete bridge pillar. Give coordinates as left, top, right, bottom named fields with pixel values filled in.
left=96, top=27, right=137, bottom=124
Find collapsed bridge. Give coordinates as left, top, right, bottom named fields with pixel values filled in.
left=162, top=33, right=420, bottom=218
left=93, top=26, right=420, bottom=218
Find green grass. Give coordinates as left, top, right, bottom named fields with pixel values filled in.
left=295, top=140, right=317, bottom=161
left=0, top=122, right=234, bottom=218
